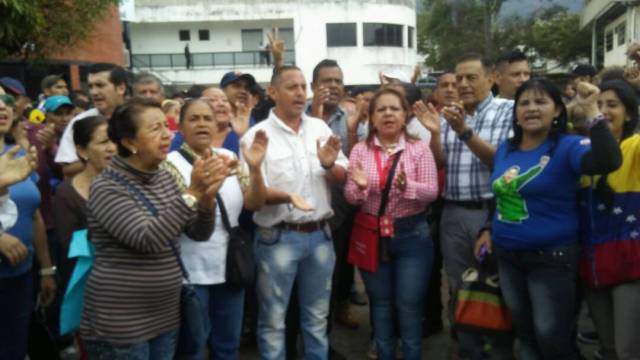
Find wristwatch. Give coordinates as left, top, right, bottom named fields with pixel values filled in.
left=40, top=266, right=57, bottom=277
left=181, top=193, right=198, bottom=209
left=458, top=127, right=474, bottom=142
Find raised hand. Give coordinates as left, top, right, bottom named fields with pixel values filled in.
left=35, top=123, right=57, bottom=151
left=0, top=145, right=37, bottom=189
left=288, top=193, right=314, bottom=212
left=0, top=233, right=29, bottom=266
left=395, top=162, right=407, bottom=192
left=442, top=102, right=466, bottom=134
left=316, top=135, right=341, bottom=169
left=311, top=86, right=330, bottom=119
left=413, top=100, right=441, bottom=135
left=242, top=130, right=268, bottom=170
left=574, top=82, right=601, bottom=120
left=350, top=161, right=368, bottom=189
left=231, top=97, right=256, bottom=137
left=347, top=95, right=365, bottom=133
left=188, top=149, right=225, bottom=208
left=266, top=29, right=285, bottom=68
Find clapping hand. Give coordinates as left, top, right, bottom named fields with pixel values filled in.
left=316, top=135, right=341, bottom=169
left=231, top=97, right=256, bottom=137
left=311, top=86, right=330, bottom=119
left=347, top=95, right=366, bottom=133
left=442, top=102, right=466, bottom=134
left=0, top=145, right=37, bottom=189
left=395, top=162, right=407, bottom=192
left=350, top=161, right=368, bottom=190
left=35, top=123, right=57, bottom=151
left=188, top=150, right=230, bottom=208
left=241, top=129, right=269, bottom=170
left=413, top=100, right=441, bottom=135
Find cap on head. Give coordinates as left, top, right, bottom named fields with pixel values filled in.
left=572, top=64, right=597, bottom=78
left=41, top=74, right=64, bottom=92
left=220, top=71, right=257, bottom=89
left=44, top=95, right=73, bottom=113
left=0, top=77, right=26, bottom=96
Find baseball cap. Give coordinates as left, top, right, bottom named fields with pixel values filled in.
left=220, top=71, right=257, bottom=89
left=41, top=74, right=65, bottom=91
left=0, top=77, right=26, bottom=96
left=44, top=95, right=73, bottom=113
left=572, top=64, right=597, bottom=78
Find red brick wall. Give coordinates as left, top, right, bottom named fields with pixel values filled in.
left=50, top=6, right=124, bottom=66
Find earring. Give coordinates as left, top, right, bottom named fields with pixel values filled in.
left=131, top=148, right=137, bottom=155
left=553, top=119, right=558, bottom=125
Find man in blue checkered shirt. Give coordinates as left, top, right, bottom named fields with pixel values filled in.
left=430, top=52, right=515, bottom=360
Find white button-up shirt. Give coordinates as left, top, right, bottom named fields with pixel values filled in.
left=241, top=110, right=349, bottom=228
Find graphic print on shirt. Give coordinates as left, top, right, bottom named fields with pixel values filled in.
left=493, top=155, right=549, bottom=223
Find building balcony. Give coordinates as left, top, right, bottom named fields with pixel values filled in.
left=132, top=49, right=295, bottom=70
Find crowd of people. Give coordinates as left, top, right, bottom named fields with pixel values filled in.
left=0, top=36, right=638, bottom=360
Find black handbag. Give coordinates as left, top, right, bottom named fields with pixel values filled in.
left=216, top=194, right=256, bottom=288
left=102, top=170, right=208, bottom=357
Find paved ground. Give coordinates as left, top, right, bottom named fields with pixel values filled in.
left=240, top=270, right=600, bottom=359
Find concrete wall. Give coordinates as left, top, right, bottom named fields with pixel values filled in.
left=128, top=0, right=417, bottom=86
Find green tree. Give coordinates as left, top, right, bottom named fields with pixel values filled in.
left=0, top=0, right=118, bottom=60
left=529, top=7, right=591, bottom=65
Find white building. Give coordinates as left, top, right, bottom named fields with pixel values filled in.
left=124, top=0, right=418, bottom=87
left=580, top=0, right=640, bottom=68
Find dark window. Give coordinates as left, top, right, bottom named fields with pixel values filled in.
left=605, top=30, right=613, bottom=52
left=616, top=22, right=626, bottom=46
left=198, top=29, right=210, bottom=41
left=408, top=26, right=414, bottom=48
left=179, top=30, right=190, bottom=41
left=326, top=23, right=357, bottom=47
left=363, top=23, right=403, bottom=47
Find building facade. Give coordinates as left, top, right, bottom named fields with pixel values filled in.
left=125, top=0, right=417, bottom=86
left=581, top=0, right=640, bottom=68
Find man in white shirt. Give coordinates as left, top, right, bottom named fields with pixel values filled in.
left=55, top=63, right=127, bottom=176
left=241, top=66, right=348, bottom=360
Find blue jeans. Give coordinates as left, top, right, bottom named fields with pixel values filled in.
left=255, top=227, right=336, bottom=360
left=84, top=329, right=177, bottom=360
left=361, top=215, right=433, bottom=360
left=0, top=271, right=33, bottom=360
left=495, top=244, right=579, bottom=360
left=189, top=283, right=245, bottom=360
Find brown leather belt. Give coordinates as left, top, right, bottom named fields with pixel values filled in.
left=276, top=220, right=326, bottom=233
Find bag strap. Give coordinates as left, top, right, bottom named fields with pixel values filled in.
left=176, top=148, right=232, bottom=233
left=377, top=150, right=403, bottom=217
left=102, top=170, right=191, bottom=282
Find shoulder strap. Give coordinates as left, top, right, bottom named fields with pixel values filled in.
left=102, top=170, right=191, bottom=282
left=177, top=148, right=195, bottom=165
left=215, top=193, right=232, bottom=232
left=377, top=150, right=403, bottom=217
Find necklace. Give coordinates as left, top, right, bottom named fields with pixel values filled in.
left=383, top=143, right=397, bottom=155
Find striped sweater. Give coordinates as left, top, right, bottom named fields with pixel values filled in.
left=80, top=156, right=214, bottom=345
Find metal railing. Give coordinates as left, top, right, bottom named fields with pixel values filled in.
left=132, top=50, right=295, bottom=69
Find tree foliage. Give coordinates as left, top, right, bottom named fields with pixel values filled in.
left=418, top=1, right=590, bottom=70
left=0, top=0, right=118, bottom=60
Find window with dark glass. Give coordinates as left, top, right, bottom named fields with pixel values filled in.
left=198, top=29, right=210, bottom=41
left=363, top=23, right=403, bottom=47
left=326, top=23, right=357, bottom=47
left=616, top=22, right=626, bottom=46
left=408, top=26, right=414, bottom=48
left=605, top=30, right=613, bottom=52
left=179, top=30, right=190, bottom=41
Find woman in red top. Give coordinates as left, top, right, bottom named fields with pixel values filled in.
left=344, top=87, right=438, bottom=360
